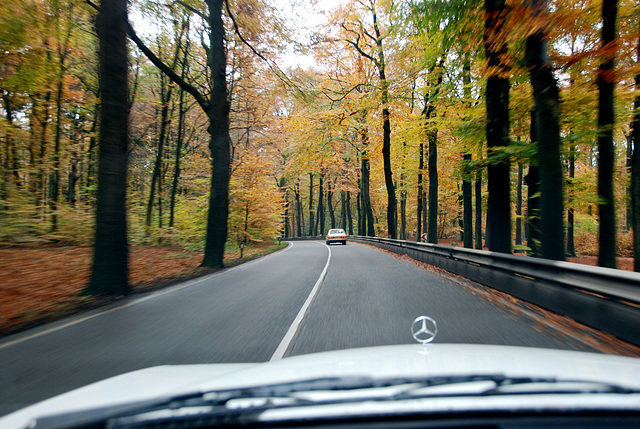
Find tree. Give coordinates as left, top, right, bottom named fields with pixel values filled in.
left=340, top=0, right=397, bottom=238
left=525, top=0, right=565, bottom=261
left=128, top=0, right=232, bottom=267
left=84, top=0, right=129, bottom=296
left=597, top=0, right=618, bottom=268
left=483, top=0, right=511, bottom=253
left=631, top=17, right=640, bottom=272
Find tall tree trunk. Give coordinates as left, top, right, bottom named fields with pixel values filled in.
left=295, top=184, right=302, bottom=237
left=567, top=145, right=576, bottom=257
left=597, top=0, right=618, bottom=268
left=475, top=169, right=483, bottom=249
left=462, top=57, right=473, bottom=248
left=527, top=111, right=542, bottom=257
left=201, top=0, right=231, bottom=267
left=146, top=79, right=171, bottom=228
left=85, top=0, right=129, bottom=296
left=525, top=0, right=565, bottom=260
left=369, top=4, right=396, bottom=239
left=50, top=54, right=65, bottom=231
left=308, top=173, right=315, bottom=236
left=169, top=86, right=185, bottom=228
left=417, top=139, right=424, bottom=242
left=515, top=162, right=523, bottom=247
left=627, top=133, right=633, bottom=230
left=169, top=25, right=190, bottom=228
left=631, top=22, right=640, bottom=272
left=327, top=185, right=335, bottom=229
left=357, top=185, right=363, bottom=236
left=427, top=130, right=438, bottom=243
left=317, top=174, right=324, bottom=235
left=423, top=57, right=445, bottom=244
left=359, top=114, right=375, bottom=236
left=340, top=190, right=347, bottom=230
left=484, top=0, right=512, bottom=253
left=346, top=191, right=353, bottom=235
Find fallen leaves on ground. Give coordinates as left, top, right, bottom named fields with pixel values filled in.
left=0, top=243, right=281, bottom=337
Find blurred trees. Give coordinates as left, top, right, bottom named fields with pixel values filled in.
left=2, top=0, right=640, bottom=276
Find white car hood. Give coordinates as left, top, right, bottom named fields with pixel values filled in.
left=3, top=343, right=640, bottom=428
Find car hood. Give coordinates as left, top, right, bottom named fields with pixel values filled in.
left=3, top=343, right=640, bottom=428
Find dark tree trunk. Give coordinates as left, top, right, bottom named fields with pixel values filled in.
left=169, top=86, right=185, bottom=228
left=170, top=28, right=190, bottom=228
left=597, top=0, right=618, bottom=268
left=316, top=174, right=324, bottom=235
left=567, top=146, right=576, bottom=257
left=462, top=57, right=473, bottom=249
left=146, top=80, right=171, bottom=228
left=400, top=188, right=407, bottom=240
left=527, top=111, right=542, bottom=257
left=370, top=7, right=396, bottom=239
left=417, top=140, right=424, bottom=242
left=341, top=190, right=347, bottom=230
left=359, top=115, right=375, bottom=236
left=515, top=162, right=523, bottom=247
left=85, top=0, right=129, bottom=296
left=422, top=57, right=445, bottom=244
left=525, top=0, right=565, bottom=260
left=295, top=184, right=302, bottom=237
left=308, top=173, right=314, bottom=236
left=475, top=170, right=483, bottom=249
left=631, top=25, right=640, bottom=272
left=427, top=130, right=438, bottom=243
left=67, top=158, right=79, bottom=206
left=357, top=185, right=363, bottom=236
left=627, top=133, right=633, bottom=231
left=50, top=69, right=64, bottom=231
left=346, top=191, right=353, bottom=235
left=484, top=0, right=511, bottom=253
left=201, top=0, right=231, bottom=268
left=328, top=186, right=336, bottom=229
left=463, top=154, right=473, bottom=248
left=382, top=105, right=396, bottom=239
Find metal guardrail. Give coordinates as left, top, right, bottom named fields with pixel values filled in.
left=339, top=236, right=640, bottom=347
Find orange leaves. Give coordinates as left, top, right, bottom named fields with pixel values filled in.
left=0, top=246, right=205, bottom=336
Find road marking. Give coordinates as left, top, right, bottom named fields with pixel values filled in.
left=0, top=242, right=293, bottom=351
left=270, top=242, right=331, bottom=361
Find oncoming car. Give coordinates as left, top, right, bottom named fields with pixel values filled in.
left=325, top=229, right=347, bottom=245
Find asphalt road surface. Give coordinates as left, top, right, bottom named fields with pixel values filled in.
left=0, top=240, right=625, bottom=416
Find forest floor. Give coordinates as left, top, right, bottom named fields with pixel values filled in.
left=0, top=241, right=634, bottom=339
left=0, top=242, right=284, bottom=338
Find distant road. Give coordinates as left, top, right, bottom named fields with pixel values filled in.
left=0, top=240, right=625, bottom=416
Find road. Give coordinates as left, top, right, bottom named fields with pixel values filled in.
left=0, top=240, right=624, bottom=416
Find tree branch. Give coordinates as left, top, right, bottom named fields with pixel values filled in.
left=173, top=0, right=207, bottom=21
left=223, top=0, right=300, bottom=94
left=85, top=0, right=209, bottom=113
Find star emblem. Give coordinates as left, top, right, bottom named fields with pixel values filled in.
left=411, top=316, right=437, bottom=344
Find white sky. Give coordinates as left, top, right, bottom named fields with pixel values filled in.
left=130, top=0, right=345, bottom=70
left=275, top=0, right=344, bottom=69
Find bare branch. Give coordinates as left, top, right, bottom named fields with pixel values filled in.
left=173, top=0, right=207, bottom=21
left=85, top=0, right=210, bottom=113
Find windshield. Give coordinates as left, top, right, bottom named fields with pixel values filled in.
left=2, top=0, right=640, bottom=428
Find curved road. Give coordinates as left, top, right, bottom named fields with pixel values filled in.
left=0, top=240, right=625, bottom=416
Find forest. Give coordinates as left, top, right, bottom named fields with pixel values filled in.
left=1, top=0, right=639, bottom=296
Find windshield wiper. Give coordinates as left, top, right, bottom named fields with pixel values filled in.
left=32, top=375, right=640, bottom=429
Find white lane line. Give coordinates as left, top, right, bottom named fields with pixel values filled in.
left=0, top=242, right=294, bottom=351
left=270, top=242, right=331, bottom=361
